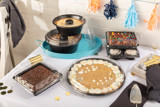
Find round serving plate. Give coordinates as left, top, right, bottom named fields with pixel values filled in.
left=60, top=56, right=125, bottom=97
left=36, top=34, right=102, bottom=59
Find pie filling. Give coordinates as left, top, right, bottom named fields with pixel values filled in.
left=68, top=59, right=124, bottom=94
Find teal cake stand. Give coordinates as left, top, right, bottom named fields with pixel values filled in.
left=36, top=34, right=102, bottom=59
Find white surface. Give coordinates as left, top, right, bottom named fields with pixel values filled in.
left=59, top=0, right=160, bottom=49
left=0, top=46, right=160, bottom=107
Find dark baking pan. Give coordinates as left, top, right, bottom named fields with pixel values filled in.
left=124, top=49, right=140, bottom=59
left=45, top=29, right=82, bottom=53
left=106, top=46, right=140, bottom=60
left=106, top=47, right=124, bottom=60
left=13, top=63, right=62, bottom=96
left=53, top=14, right=86, bottom=36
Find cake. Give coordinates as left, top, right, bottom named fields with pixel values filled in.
left=55, top=18, right=83, bottom=27
left=68, top=59, right=124, bottom=94
left=141, top=55, right=160, bottom=70
left=109, top=49, right=121, bottom=55
left=50, top=33, right=81, bottom=46
left=125, top=49, right=137, bottom=56
left=16, top=64, right=59, bottom=92
left=107, top=32, right=137, bottom=46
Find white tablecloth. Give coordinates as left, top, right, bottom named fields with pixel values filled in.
left=0, top=46, right=160, bottom=107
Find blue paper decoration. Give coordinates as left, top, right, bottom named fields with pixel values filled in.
left=124, top=0, right=138, bottom=28
left=104, top=0, right=117, bottom=20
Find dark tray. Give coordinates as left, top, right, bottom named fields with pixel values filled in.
left=13, top=63, right=62, bottom=96
left=106, top=47, right=124, bottom=60
left=106, top=31, right=138, bottom=49
left=52, top=14, right=86, bottom=36
left=66, top=56, right=126, bottom=96
left=124, top=50, right=140, bottom=59
left=106, top=47, right=140, bottom=60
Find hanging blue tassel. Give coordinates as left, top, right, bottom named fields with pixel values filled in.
left=104, top=0, right=117, bottom=20
left=124, top=0, right=138, bottom=28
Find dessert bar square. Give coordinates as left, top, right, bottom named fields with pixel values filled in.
left=14, top=63, right=62, bottom=95
left=106, top=32, right=137, bottom=46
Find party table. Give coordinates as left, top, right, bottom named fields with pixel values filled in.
left=0, top=46, right=160, bottom=107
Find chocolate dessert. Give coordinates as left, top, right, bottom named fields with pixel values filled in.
left=15, top=64, right=60, bottom=93
left=106, top=31, right=139, bottom=59
left=107, top=32, right=137, bottom=46
left=125, top=49, right=138, bottom=56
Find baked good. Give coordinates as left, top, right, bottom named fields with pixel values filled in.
left=125, top=49, right=137, bottom=56
left=110, top=49, right=121, bottom=55
left=68, top=59, right=124, bottom=94
left=55, top=18, right=83, bottom=27
left=50, top=33, right=81, bottom=46
left=16, top=64, right=59, bottom=92
left=107, top=32, right=137, bottom=46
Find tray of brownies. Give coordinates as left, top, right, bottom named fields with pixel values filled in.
left=106, top=31, right=140, bottom=60
left=13, top=62, right=62, bottom=96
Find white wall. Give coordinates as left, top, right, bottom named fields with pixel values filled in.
left=12, top=0, right=59, bottom=64
left=59, top=0, right=160, bottom=49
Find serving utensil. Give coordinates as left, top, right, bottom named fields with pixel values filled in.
left=130, top=84, right=142, bottom=107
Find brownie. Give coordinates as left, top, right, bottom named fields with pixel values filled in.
left=107, top=32, right=137, bottom=46
left=16, top=64, right=58, bottom=92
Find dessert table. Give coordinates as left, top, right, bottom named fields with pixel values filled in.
left=0, top=46, right=160, bottom=107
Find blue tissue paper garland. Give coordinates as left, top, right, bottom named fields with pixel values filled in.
left=104, top=0, right=117, bottom=20
left=124, top=0, right=138, bottom=28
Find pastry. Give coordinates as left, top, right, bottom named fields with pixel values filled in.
left=50, top=34, right=81, bottom=46
left=107, top=32, right=137, bottom=46
left=68, top=59, right=124, bottom=94
left=125, top=49, right=137, bottom=56
left=55, top=18, right=83, bottom=27
left=15, top=64, right=59, bottom=92
left=109, top=49, right=121, bottom=55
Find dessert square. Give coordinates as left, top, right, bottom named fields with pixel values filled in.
left=15, top=63, right=61, bottom=93
left=107, top=32, right=137, bottom=46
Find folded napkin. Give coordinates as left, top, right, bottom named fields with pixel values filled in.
left=110, top=81, right=147, bottom=107
left=0, top=0, right=26, bottom=48
left=146, top=64, right=160, bottom=102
